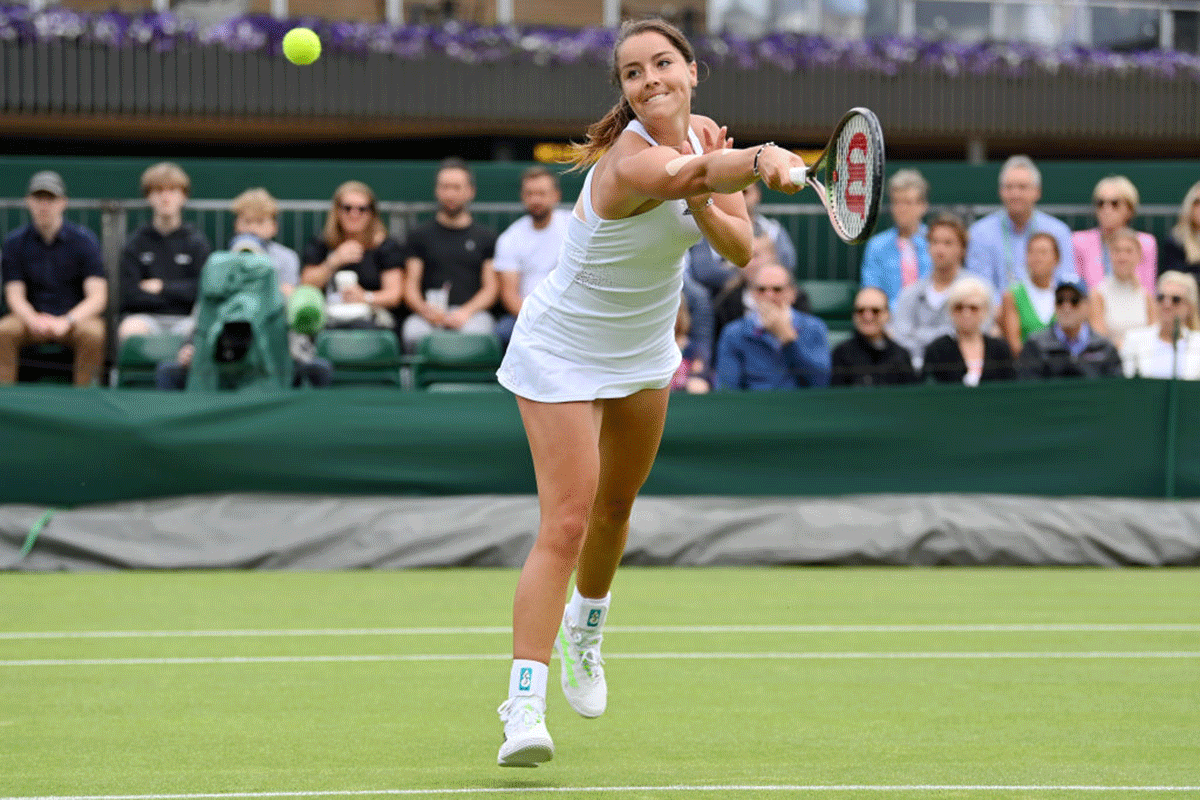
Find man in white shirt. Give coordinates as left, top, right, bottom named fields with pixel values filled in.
left=494, top=166, right=570, bottom=349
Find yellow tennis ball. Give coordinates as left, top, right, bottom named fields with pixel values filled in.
left=283, top=27, right=321, bottom=66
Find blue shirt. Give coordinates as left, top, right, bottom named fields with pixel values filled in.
left=965, top=209, right=1075, bottom=296
left=1, top=221, right=106, bottom=316
left=715, top=309, right=831, bottom=390
left=859, top=224, right=933, bottom=304
left=1052, top=322, right=1091, bottom=358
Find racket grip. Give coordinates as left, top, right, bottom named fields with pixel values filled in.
left=789, top=166, right=808, bottom=184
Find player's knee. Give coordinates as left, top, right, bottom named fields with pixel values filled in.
left=591, top=496, right=635, bottom=529
left=538, top=509, right=591, bottom=558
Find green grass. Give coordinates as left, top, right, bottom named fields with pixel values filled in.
left=0, top=567, right=1198, bottom=799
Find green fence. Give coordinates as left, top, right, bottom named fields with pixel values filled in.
left=0, top=378, right=1195, bottom=507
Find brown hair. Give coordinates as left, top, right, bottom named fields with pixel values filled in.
left=141, top=162, right=190, bottom=197
left=927, top=212, right=967, bottom=250
left=567, top=18, right=696, bottom=171
left=1027, top=231, right=1060, bottom=261
left=521, top=165, right=560, bottom=189
left=323, top=180, right=387, bottom=250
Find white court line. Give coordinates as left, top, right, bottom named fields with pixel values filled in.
left=4, top=784, right=1200, bottom=799
left=2, top=651, right=1198, bottom=667
left=1, top=624, right=1198, bottom=640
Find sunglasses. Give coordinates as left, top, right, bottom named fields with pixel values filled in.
left=1157, top=293, right=1188, bottom=306
left=1094, top=198, right=1124, bottom=209
left=340, top=203, right=373, bottom=214
left=951, top=303, right=983, bottom=312
left=1055, top=295, right=1083, bottom=307
left=753, top=285, right=788, bottom=294
left=854, top=306, right=886, bottom=316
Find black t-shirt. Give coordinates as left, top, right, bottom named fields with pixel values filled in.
left=404, top=219, right=497, bottom=307
left=302, top=235, right=406, bottom=293
left=119, top=222, right=212, bottom=316
left=2, top=221, right=106, bottom=316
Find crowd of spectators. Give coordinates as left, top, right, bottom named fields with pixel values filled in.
left=2, top=156, right=1199, bottom=391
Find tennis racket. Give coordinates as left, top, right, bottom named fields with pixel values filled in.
left=788, top=107, right=885, bottom=245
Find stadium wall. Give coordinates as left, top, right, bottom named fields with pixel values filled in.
left=1, top=381, right=1198, bottom=570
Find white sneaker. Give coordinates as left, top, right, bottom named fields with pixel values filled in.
left=555, top=613, right=607, bottom=718
left=497, top=695, right=554, bottom=767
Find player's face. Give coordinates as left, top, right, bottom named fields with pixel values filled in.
left=927, top=225, right=964, bottom=272
left=999, top=167, right=1040, bottom=220
left=436, top=168, right=475, bottom=217
left=618, top=32, right=697, bottom=124
left=236, top=215, right=277, bottom=242
left=521, top=176, right=560, bottom=223
left=147, top=185, right=187, bottom=219
left=888, top=188, right=927, bottom=233
left=1026, top=237, right=1057, bottom=285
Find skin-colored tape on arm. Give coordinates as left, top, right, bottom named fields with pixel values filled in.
left=665, top=154, right=699, bottom=177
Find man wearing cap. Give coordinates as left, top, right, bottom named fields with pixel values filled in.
left=0, top=171, right=108, bottom=385
left=1015, top=277, right=1122, bottom=380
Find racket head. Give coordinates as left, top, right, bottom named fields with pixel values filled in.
left=808, top=107, right=885, bottom=245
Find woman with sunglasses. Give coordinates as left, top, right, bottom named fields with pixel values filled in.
left=1159, top=180, right=1200, bottom=282
left=922, top=274, right=1015, bottom=385
left=1120, top=271, right=1200, bottom=380
left=1090, top=227, right=1156, bottom=350
left=300, top=180, right=406, bottom=330
left=1071, top=175, right=1157, bottom=294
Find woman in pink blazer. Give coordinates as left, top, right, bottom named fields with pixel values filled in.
left=1073, top=175, right=1157, bottom=294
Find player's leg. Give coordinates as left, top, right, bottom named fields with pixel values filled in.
left=559, top=386, right=670, bottom=718
left=499, top=395, right=601, bottom=766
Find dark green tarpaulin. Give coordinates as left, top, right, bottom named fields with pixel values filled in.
left=0, top=378, right=1195, bottom=507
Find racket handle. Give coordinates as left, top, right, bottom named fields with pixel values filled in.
left=789, top=166, right=808, bottom=184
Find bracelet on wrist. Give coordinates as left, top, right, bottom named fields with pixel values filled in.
left=752, top=142, right=775, bottom=178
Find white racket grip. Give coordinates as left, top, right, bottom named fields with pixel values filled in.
left=789, top=165, right=808, bottom=184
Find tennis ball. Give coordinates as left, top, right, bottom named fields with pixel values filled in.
left=282, top=27, right=321, bottom=66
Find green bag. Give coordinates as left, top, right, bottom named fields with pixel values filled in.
left=187, top=251, right=293, bottom=391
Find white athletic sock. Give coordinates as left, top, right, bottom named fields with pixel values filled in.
left=565, top=586, right=611, bottom=631
left=508, top=659, right=549, bottom=699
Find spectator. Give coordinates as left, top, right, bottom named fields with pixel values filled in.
left=891, top=212, right=968, bottom=370
left=670, top=293, right=710, bottom=394
left=686, top=179, right=796, bottom=299
left=494, top=166, right=569, bottom=350
left=402, top=158, right=499, bottom=352
left=1016, top=278, right=1122, bottom=380
left=301, top=180, right=405, bottom=332
left=711, top=230, right=783, bottom=352
left=1072, top=175, right=1157, bottom=294
left=1159, top=180, right=1200, bottom=282
left=118, top=162, right=212, bottom=342
left=1090, top=227, right=1156, bottom=350
left=1120, top=271, right=1200, bottom=380
left=230, top=188, right=300, bottom=297
left=859, top=168, right=932, bottom=305
left=0, top=171, right=107, bottom=386
left=922, top=275, right=1016, bottom=385
left=831, top=287, right=917, bottom=386
left=966, top=155, right=1074, bottom=298
left=714, top=263, right=830, bottom=390
left=998, top=232, right=1058, bottom=356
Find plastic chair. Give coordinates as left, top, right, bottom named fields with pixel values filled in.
left=796, top=279, right=859, bottom=324
left=411, top=332, right=503, bottom=390
left=316, top=329, right=403, bottom=387
left=112, top=333, right=187, bottom=388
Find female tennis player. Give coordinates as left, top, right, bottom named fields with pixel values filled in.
left=494, top=17, right=809, bottom=767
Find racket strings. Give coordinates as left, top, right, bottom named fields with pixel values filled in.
left=830, top=112, right=881, bottom=243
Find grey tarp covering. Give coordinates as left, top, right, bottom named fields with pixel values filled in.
left=2, top=494, right=1198, bottom=570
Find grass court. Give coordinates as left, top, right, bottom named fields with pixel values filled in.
left=1, top=567, right=1197, bottom=799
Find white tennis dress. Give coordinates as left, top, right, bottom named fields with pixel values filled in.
left=497, top=120, right=704, bottom=402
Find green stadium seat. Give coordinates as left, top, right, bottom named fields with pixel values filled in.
left=316, top=329, right=403, bottom=387
left=797, top=279, right=859, bottom=324
left=113, top=333, right=188, bottom=388
left=411, top=332, right=503, bottom=391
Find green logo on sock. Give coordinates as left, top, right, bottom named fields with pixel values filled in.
left=587, top=609, right=601, bottom=627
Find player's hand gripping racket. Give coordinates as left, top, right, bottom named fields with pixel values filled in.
left=789, top=107, right=885, bottom=245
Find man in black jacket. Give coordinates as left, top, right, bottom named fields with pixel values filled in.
left=831, top=287, right=917, bottom=386
left=1016, top=278, right=1122, bottom=380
